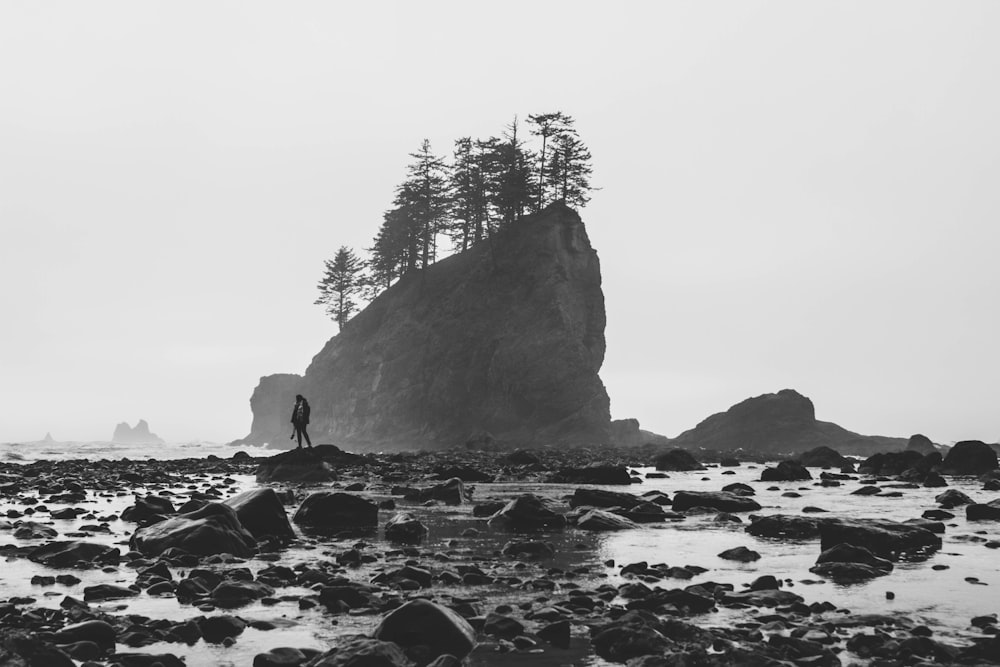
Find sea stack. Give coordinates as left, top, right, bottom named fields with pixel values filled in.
left=111, top=419, right=165, bottom=445
left=239, top=203, right=611, bottom=451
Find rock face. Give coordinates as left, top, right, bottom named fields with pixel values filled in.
left=111, top=420, right=165, bottom=445
left=668, top=389, right=905, bottom=456
left=906, top=433, right=938, bottom=455
left=129, top=503, right=257, bottom=558
left=940, top=440, right=999, bottom=475
left=239, top=204, right=610, bottom=451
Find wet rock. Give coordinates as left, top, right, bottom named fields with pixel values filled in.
left=936, top=489, right=974, bottom=508
left=198, top=615, right=247, bottom=643
left=372, top=599, right=476, bottom=661
left=255, top=449, right=337, bottom=484
left=293, top=492, right=378, bottom=530
left=671, top=491, right=761, bottom=513
left=483, top=613, right=524, bottom=639
left=537, top=619, right=571, bottom=648
left=29, top=541, right=120, bottom=568
left=967, top=499, right=1000, bottom=521
left=745, top=514, right=822, bottom=539
left=810, top=543, right=893, bottom=581
left=720, top=588, right=803, bottom=607
left=721, top=482, right=754, bottom=496
left=568, top=488, right=641, bottom=510
left=653, top=449, right=705, bottom=471
left=403, top=478, right=470, bottom=505
left=796, top=446, right=849, bottom=468
left=547, top=465, right=632, bottom=485
left=819, top=518, right=941, bottom=559
left=577, top=509, right=639, bottom=531
left=130, top=503, right=257, bottom=557
left=859, top=450, right=923, bottom=476
left=384, top=513, right=428, bottom=544
left=501, top=541, right=555, bottom=558
left=749, top=575, right=779, bottom=590
left=941, top=440, right=999, bottom=476
left=471, top=501, right=505, bottom=518
left=253, top=647, right=310, bottom=667
left=223, top=488, right=295, bottom=540
left=590, top=611, right=675, bottom=662
left=618, top=502, right=669, bottom=523
left=718, top=546, right=760, bottom=562
left=121, top=496, right=176, bottom=524
left=487, top=494, right=566, bottom=531
left=84, top=583, right=139, bottom=601
left=111, top=653, right=186, bottom=667
left=305, top=636, right=412, bottom=667
left=760, top=460, right=812, bottom=482
left=52, top=620, right=116, bottom=650
left=13, top=521, right=58, bottom=539
left=211, top=580, right=275, bottom=608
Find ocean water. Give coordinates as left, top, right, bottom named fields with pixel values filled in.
left=0, top=440, right=274, bottom=464
left=0, top=445, right=997, bottom=665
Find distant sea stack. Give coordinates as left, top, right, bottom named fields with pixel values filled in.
left=241, top=204, right=611, bottom=451
left=112, top=420, right=165, bottom=445
left=668, top=389, right=907, bottom=456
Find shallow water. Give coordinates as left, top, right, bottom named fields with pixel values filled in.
left=1, top=462, right=998, bottom=665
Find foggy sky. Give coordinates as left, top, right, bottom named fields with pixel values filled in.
left=1, top=2, right=998, bottom=445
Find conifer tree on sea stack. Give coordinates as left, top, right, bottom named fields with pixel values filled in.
left=527, top=111, right=574, bottom=211
left=493, top=117, right=535, bottom=228
left=548, top=131, right=594, bottom=208
left=449, top=137, right=492, bottom=252
left=315, top=246, right=364, bottom=330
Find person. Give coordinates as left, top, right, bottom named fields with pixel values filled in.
left=290, top=394, right=312, bottom=449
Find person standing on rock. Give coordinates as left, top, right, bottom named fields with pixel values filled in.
left=290, top=394, right=313, bottom=449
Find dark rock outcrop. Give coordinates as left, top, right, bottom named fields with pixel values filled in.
left=906, top=434, right=938, bottom=455
left=668, top=389, right=905, bottom=456
left=239, top=205, right=611, bottom=451
left=130, top=503, right=257, bottom=557
left=653, top=448, right=705, bottom=471
left=967, top=500, right=1000, bottom=521
left=940, top=440, right=998, bottom=476
left=111, top=419, right=165, bottom=445
left=255, top=448, right=337, bottom=484
left=222, top=488, right=294, bottom=540
left=671, top=491, right=761, bottom=513
left=796, top=446, right=849, bottom=468
left=819, top=518, right=941, bottom=560
left=547, top=464, right=632, bottom=485
left=760, top=460, right=812, bottom=481
left=487, top=494, right=566, bottom=531
left=372, top=599, right=476, bottom=661
left=292, top=492, right=378, bottom=530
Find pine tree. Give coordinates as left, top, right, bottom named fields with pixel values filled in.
left=315, top=246, right=364, bottom=330
left=398, top=140, right=451, bottom=268
left=549, top=131, right=595, bottom=208
left=527, top=112, right=574, bottom=211
left=493, top=117, right=534, bottom=228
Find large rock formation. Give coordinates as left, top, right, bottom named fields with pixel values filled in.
left=667, top=389, right=906, bottom=457
left=111, top=420, right=164, bottom=445
left=241, top=204, right=610, bottom=450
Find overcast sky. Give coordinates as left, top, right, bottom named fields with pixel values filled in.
left=1, top=2, right=997, bottom=445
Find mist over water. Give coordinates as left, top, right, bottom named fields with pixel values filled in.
left=0, top=440, right=273, bottom=464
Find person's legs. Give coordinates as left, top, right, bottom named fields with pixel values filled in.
left=303, top=427, right=312, bottom=448
left=295, top=425, right=303, bottom=448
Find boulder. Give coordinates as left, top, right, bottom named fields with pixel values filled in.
left=121, top=496, right=177, bottom=524
left=547, top=465, right=632, bottom=485
left=255, top=448, right=337, bottom=484
left=967, top=500, right=1000, bottom=521
left=198, top=615, right=246, bottom=644
left=13, top=521, right=57, bottom=539
left=940, top=441, right=999, bottom=476
left=384, top=513, right=428, bottom=544
left=210, top=580, right=275, bottom=608
left=52, top=620, right=117, bottom=650
left=760, top=460, right=812, bottom=482
left=814, top=543, right=893, bottom=571
left=935, top=489, right=974, bottom=508
left=671, top=491, right=762, bottom=513
left=293, top=492, right=378, bottom=530
left=906, top=434, right=938, bottom=455
left=403, top=478, right=470, bottom=505
left=819, top=518, right=941, bottom=559
left=745, top=515, right=823, bottom=539
left=653, top=449, right=705, bottom=471
left=568, top=488, right=642, bottom=509
left=305, top=637, right=412, bottom=667
left=29, top=541, right=121, bottom=568
left=858, top=450, right=923, bottom=476
left=372, top=599, right=476, bottom=661
left=796, top=446, right=849, bottom=468
left=223, top=488, right=295, bottom=539
left=130, top=503, right=257, bottom=557
left=500, top=540, right=555, bottom=558
left=576, top=509, right=639, bottom=531
left=722, top=482, right=755, bottom=496
left=487, top=494, right=566, bottom=531
left=718, top=546, right=760, bottom=562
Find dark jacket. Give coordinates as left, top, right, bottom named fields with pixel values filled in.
left=291, top=400, right=310, bottom=427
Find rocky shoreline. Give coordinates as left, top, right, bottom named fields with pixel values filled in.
left=0, top=445, right=999, bottom=666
